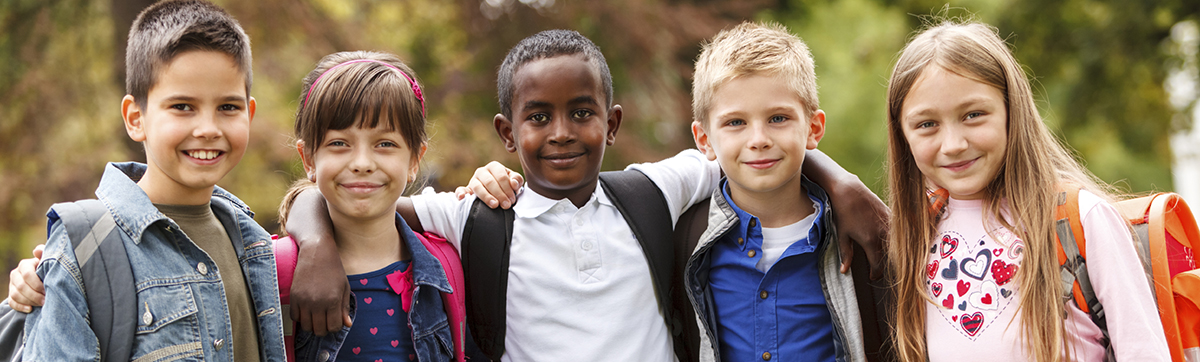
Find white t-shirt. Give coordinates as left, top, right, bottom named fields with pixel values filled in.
left=756, top=197, right=817, bottom=272
left=924, top=190, right=1169, bottom=361
left=412, top=149, right=720, bottom=362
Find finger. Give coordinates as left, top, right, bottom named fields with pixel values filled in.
left=866, top=232, right=885, bottom=280
left=510, top=173, right=524, bottom=191
left=9, top=300, right=31, bottom=314
left=324, top=305, right=342, bottom=334
left=468, top=174, right=500, bottom=208
left=838, top=233, right=853, bottom=274
left=454, top=186, right=472, bottom=200
left=32, top=244, right=44, bottom=259
left=296, top=308, right=313, bottom=333
left=310, top=310, right=329, bottom=337
left=342, top=288, right=353, bottom=328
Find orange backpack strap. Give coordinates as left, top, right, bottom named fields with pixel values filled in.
left=1053, top=184, right=1106, bottom=328
left=1173, top=270, right=1200, bottom=361
left=1147, top=193, right=1198, bottom=362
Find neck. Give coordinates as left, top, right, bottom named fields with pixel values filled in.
left=330, top=211, right=405, bottom=275
left=727, top=178, right=814, bottom=228
left=137, top=172, right=213, bottom=206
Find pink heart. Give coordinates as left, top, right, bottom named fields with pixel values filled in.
left=370, top=327, right=378, bottom=335
left=353, top=347, right=361, bottom=354
left=364, top=297, right=373, bottom=304
left=387, top=309, right=395, bottom=316
left=360, top=278, right=368, bottom=285
left=391, top=340, right=399, bottom=347
left=375, top=359, right=383, bottom=362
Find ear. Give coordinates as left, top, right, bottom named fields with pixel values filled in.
left=122, top=95, right=146, bottom=142
left=691, top=120, right=718, bottom=161
left=494, top=113, right=517, bottom=153
left=297, top=141, right=315, bottom=177
left=605, top=104, right=623, bottom=146
left=409, top=142, right=428, bottom=176
left=247, top=96, right=257, bottom=124
left=806, top=109, right=826, bottom=149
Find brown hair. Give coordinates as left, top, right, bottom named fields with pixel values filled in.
left=126, top=0, right=252, bottom=110
left=886, top=21, right=1116, bottom=362
left=692, top=21, right=818, bottom=125
left=293, top=51, right=427, bottom=158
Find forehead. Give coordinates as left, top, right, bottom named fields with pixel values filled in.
left=151, top=50, right=248, bottom=98
left=511, top=54, right=604, bottom=106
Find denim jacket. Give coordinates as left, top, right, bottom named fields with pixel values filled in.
left=683, top=177, right=865, bottom=362
left=293, top=214, right=455, bottom=362
left=24, top=162, right=286, bottom=361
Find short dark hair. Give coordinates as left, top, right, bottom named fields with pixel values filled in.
left=125, top=0, right=252, bottom=110
left=294, top=51, right=427, bottom=159
left=496, top=29, right=612, bottom=119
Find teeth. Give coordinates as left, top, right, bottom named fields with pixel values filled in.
left=189, top=150, right=218, bottom=160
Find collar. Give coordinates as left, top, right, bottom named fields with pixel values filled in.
left=718, top=176, right=828, bottom=252
left=510, top=183, right=612, bottom=219
left=95, top=162, right=171, bottom=244
left=395, top=214, right=453, bottom=294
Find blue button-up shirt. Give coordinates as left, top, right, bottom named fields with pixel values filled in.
left=708, top=179, right=835, bottom=362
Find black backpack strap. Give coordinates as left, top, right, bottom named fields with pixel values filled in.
left=461, top=198, right=514, bottom=361
left=670, top=197, right=709, bottom=362
left=50, top=200, right=136, bottom=362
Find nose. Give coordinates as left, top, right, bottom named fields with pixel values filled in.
left=939, top=123, right=968, bottom=156
left=547, top=115, right=576, bottom=146
left=349, top=146, right=375, bottom=174
left=747, top=122, right=772, bottom=150
left=192, top=112, right=223, bottom=140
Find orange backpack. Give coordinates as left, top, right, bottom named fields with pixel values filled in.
left=1054, top=187, right=1199, bottom=362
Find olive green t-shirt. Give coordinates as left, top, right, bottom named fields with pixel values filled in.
left=157, top=203, right=261, bottom=362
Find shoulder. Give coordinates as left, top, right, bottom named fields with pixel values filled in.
left=1075, top=189, right=1123, bottom=228
left=211, top=185, right=255, bottom=218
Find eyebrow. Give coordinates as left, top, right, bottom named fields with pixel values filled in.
left=567, top=95, right=600, bottom=107
left=159, top=95, right=248, bottom=104
left=903, top=96, right=994, bottom=121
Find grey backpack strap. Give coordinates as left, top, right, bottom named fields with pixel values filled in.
left=50, top=200, right=136, bottom=362
left=0, top=299, right=26, bottom=362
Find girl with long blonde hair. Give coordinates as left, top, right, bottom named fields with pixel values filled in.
left=885, top=21, right=1169, bottom=361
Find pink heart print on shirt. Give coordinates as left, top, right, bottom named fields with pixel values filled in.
left=928, top=228, right=1021, bottom=340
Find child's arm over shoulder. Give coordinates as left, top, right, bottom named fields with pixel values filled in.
left=803, top=149, right=889, bottom=278
left=410, top=187, right=477, bottom=251
left=1077, top=190, right=1171, bottom=359
left=23, top=221, right=100, bottom=360
left=624, top=149, right=722, bottom=224
left=283, top=187, right=352, bottom=336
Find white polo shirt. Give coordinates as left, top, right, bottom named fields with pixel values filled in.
left=412, top=149, right=719, bottom=362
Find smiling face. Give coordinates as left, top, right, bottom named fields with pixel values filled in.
left=693, top=74, right=824, bottom=199
left=494, top=53, right=620, bottom=204
left=123, top=50, right=255, bottom=205
left=301, top=122, right=424, bottom=225
left=900, top=65, right=1008, bottom=200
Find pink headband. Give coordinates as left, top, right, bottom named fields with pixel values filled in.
left=302, top=59, right=426, bottom=116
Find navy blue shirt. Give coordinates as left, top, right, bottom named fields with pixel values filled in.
left=708, top=180, right=835, bottom=362
left=338, top=260, right=417, bottom=361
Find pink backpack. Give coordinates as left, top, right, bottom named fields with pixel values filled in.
left=274, top=232, right=468, bottom=362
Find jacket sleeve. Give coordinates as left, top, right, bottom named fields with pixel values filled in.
left=23, top=220, right=101, bottom=362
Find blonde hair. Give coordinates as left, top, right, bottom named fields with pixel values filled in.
left=692, top=21, right=818, bottom=125
left=885, top=21, right=1116, bottom=362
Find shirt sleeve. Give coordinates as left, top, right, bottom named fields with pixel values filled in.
left=625, top=149, right=722, bottom=224
left=411, top=188, right=475, bottom=252
left=1077, top=190, right=1171, bottom=360
left=23, top=220, right=101, bottom=361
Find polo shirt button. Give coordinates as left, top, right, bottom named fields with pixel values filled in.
left=576, top=218, right=584, bottom=226
left=748, top=250, right=757, bottom=258
left=582, top=241, right=593, bottom=250
left=762, top=351, right=771, bottom=360
left=197, top=262, right=208, bottom=275
left=760, top=290, right=768, bottom=299
left=737, top=237, right=744, bottom=245
left=749, top=219, right=757, bottom=228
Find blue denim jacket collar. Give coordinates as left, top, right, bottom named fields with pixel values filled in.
left=97, top=162, right=255, bottom=245
left=397, top=213, right=453, bottom=294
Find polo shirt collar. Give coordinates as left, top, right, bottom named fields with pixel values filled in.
left=512, top=182, right=612, bottom=219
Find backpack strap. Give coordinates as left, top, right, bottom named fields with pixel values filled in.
left=272, top=235, right=299, bottom=362
left=1052, top=187, right=1107, bottom=329
left=598, top=170, right=674, bottom=311
left=461, top=199, right=514, bottom=361
left=49, top=200, right=135, bottom=362
left=671, top=197, right=709, bottom=362
left=415, top=232, right=468, bottom=362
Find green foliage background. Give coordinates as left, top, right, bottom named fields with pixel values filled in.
left=0, top=0, right=1196, bottom=292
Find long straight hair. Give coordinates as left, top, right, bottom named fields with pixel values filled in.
left=885, top=21, right=1115, bottom=362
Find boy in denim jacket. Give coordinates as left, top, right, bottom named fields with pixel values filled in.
left=684, top=22, right=867, bottom=362
left=22, top=0, right=285, bottom=360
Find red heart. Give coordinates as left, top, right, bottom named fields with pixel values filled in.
left=981, top=293, right=993, bottom=305
left=957, top=279, right=971, bottom=296
left=375, top=359, right=383, bottom=362
left=364, top=297, right=373, bottom=304
left=927, top=260, right=939, bottom=280
left=960, top=312, right=985, bottom=336
left=942, top=294, right=955, bottom=309
left=353, top=347, right=361, bottom=354
left=952, top=315, right=958, bottom=322
left=990, top=260, right=1018, bottom=286
left=370, top=327, right=378, bottom=335
left=360, top=278, right=369, bottom=285
left=409, top=355, right=416, bottom=361
left=931, top=283, right=943, bottom=297
left=391, top=340, right=400, bottom=347
left=387, top=309, right=395, bottom=316
left=940, top=235, right=958, bottom=258
left=993, top=248, right=1003, bottom=257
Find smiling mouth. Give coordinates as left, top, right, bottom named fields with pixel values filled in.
left=340, top=182, right=383, bottom=194
left=744, top=159, right=780, bottom=170
left=184, top=150, right=224, bottom=161
left=541, top=152, right=584, bottom=166
left=942, top=158, right=978, bottom=172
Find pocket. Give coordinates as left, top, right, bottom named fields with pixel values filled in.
left=136, top=283, right=199, bottom=334
left=131, top=283, right=204, bottom=361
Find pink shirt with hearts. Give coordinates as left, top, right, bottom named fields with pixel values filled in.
left=924, top=191, right=1169, bottom=361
